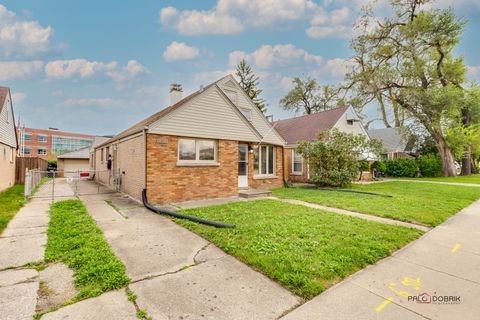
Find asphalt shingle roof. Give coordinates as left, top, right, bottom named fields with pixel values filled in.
left=273, top=106, right=349, bottom=145
left=58, top=146, right=90, bottom=159
left=367, top=127, right=410, bottom=152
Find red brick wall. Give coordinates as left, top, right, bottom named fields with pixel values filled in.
left=146, top=134, right=238, bottom=204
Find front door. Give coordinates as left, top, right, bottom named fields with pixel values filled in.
left=238, top=144, right=248, bottom=188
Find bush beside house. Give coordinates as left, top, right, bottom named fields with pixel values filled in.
left=373, top=153, right=443, bottom=178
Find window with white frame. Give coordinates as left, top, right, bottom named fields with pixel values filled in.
left=38, top=134, right=47, bottom=142
left=38, top=148, right=47, bottom=155
left=178, top=138, right=217, bottom=163
left=9, top=147, right=13, bottom=162
left=292, top=149, right=303, bottom=174
left=24, top=147, right=31, bottom=155
left=240, top=108, right=252, bottom=121
left=253, top=145, right=275, bottom=176
left=24, top=132, right=31, bottom=141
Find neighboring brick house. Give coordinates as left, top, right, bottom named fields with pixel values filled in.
left=17, top=127, right=94, bottom=160
left=0, top=87, right=18, bottom=191
left=93, top=75, right=285, bottom=204
left=275, top=106, right=369, bottom=183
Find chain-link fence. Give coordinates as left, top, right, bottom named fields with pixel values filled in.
left=24, top=169, right=116, bottom=200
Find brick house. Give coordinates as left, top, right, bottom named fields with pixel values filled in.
left=0, top=87, right=18, bottom=191
left=93, top=75, right=285, bottom=204
left=274, top=106, right=370, bottom=183
left=17, top=127, right=94, bottom=160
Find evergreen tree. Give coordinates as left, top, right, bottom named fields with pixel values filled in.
left=236, top=59, right=267, bottom=113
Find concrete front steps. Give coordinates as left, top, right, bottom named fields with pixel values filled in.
left=238, top=188, right=272, bottom=199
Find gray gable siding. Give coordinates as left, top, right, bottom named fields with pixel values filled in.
left=217, top=76, right=285, bottom=146
left=332, top=106, right=369, bottom=139
left=148, top=86, right=262, bottom=142
left=0, top=94, right=17, bottom=148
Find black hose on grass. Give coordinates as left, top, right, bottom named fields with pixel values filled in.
left=142, top=189, right=236, bottom=228
left=306, top=187, right=393, bottom=198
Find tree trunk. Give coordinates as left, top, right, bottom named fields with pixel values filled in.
left=460, top=146, right=472, bottom=176
left=437, top=137, right=457, bottom=177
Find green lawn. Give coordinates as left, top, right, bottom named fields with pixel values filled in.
left=398, top=174, right=480, bottom=184
left=177, top=200, right=422, bottom=299
left=272, top=181, right=480, bottom=227
left=45, top=200, right=129, bottom=300
left=0, top=185, right=25, bottom=235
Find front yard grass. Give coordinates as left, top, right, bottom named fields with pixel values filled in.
left=272, top=181, right=480, bottom=227
left=398, top=174, right=480, bottom=185
left=0, top=184, right=25, bottom=235
left=45, top=200, right=129, bottom=300
left=177, top=199, right=422, bottom=299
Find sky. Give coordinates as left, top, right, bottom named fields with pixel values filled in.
left=1, top=0, right=479, bottom=136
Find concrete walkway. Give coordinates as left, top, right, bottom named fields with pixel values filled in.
left=0, top=180, right=74, bottom=320
left=49, top=193, right=299, bottom=319
left=281, top=199, right=480, bottom=320
left=274, top=197, right=430, bottom=232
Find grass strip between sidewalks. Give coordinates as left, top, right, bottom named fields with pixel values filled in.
left=45, top=200, right=129, bottom=300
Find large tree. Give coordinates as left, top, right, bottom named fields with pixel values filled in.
left=235, top=59, right=267, bottom=113
left=348, top=0, right=473, bottom=176
left=280, top=77, right=342, bottom=115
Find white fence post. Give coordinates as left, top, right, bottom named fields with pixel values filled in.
left=24, top=168, right=31, bottom=197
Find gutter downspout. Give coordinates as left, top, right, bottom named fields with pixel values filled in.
left=282, top=146, right=287, bottom=186
left=143, top=127, right=148, bottom=194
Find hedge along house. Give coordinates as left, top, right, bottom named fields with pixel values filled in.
left=93, top=75, right=285, bottom=204
left=274, top=106, right=370, bottom=183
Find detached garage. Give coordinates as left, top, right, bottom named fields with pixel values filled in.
left=57, top=146, right=90, bottom=177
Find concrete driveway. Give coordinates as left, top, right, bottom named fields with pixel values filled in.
left=71, top=193, right=301, bottom=319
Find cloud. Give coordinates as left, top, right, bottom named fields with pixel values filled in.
left=228, top=44, right=351, bottom=84
left=159, top=1, right=359, bottom=39
left=163, top=41, right=200, bottom=62
left=306, top=25, right=352, bottom=39
left=0, top=4, right=54, bottom=58
left=468, top=66, right=480, bottom=78
left=306, top=6, right=353, bottom=39
left=159, top=0, right=322, bottom=35
left=192, top=69, right=234, bottom=85
left=45, top=59, right=117, bottom=79
left=106, top=60, right=149, bottom=82
left=11, top=92, right=27, bottom=103
left=0, top=60, right=44, bottom=81
left=60, top=98, right=124, bottom=109
left=228, top=44, right=324, bottom=70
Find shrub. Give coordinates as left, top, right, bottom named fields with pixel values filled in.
left=385, top=158, right=418, bottom=177
left=418, top=153, right=442, bottom=177
left=296, top=129, right=382, bottom=187
left=371, top=161, right=386, bottom=173
left=358, top=160, right=370, bottom=172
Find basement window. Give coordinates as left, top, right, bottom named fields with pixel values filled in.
left=178, top=138, right=218, bottom=166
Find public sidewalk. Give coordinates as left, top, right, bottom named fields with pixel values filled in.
left=0, top=180, right=74, bottom=320
left=281, top=199, right=480, bottom=320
